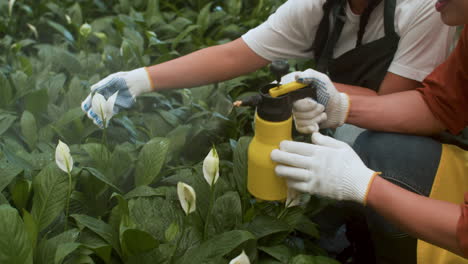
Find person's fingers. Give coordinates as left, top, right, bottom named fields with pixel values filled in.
left=286, top=179, right=312, bottom=194
left=90, top=72, right=126, bottom=91
left=293, top=98, right=323, bottom=112
left=295, top=123, right=319, bottom=134
left=275, top=165, right=310, bottom=182
left=271, top=149, right=312, bottom=169
left=81, top=94, right=92, bottom=113
left=87, top=109, right=104, bottom=129
left=311, top=132, right=347, bottom=148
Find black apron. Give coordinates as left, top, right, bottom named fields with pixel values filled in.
left=313, top=0, right=399, bottom=92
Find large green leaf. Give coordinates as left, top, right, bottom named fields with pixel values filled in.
left=0, top=205, right=33, bottom=264
left=20, top=111, right=38, bottom=149
left=210, top=191, right=242, bottom=234
left=31, top=164, right=69, bottom=231
left=178, top=230, right=255, bottom=264
left=0, top=112, right=16, bottom=137
left=24, top=88, right=49, bottom=115
left=0, top=160, right=22, bottom=192
left=71, top=214, right=121, bottom=256
left=55, top=242, right=81, bottom=264
left=11, top=179, right=31, bottom=211
left=259, top=245, right=295, bottom=263
left=289, top=255, right=340, bottom=264
left=121, top=229, right=159, bottom=258
left=35, top=229, right=80, bottom=264
left=231, top=136, right=251, bottom=198
left=82, top=167, right=122, bottom=193
left=135, top=137, right=170, bottom=186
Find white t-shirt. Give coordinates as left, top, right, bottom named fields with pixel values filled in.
left=242, top=0, right=456, bottom=82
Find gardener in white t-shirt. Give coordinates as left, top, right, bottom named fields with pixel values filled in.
left=81, top=0, right=455, bottom=262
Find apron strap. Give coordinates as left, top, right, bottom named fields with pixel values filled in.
left=313, top=0, right=398, bottom=73
left=314, top=0, right=346, bottom=72
left=383, top=0, right=397, bottom=36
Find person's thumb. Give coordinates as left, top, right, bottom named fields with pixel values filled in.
left=311, top=132, right=346, bottom=148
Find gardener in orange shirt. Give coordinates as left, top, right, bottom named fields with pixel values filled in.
left=271, top=0, right=468, bottom=263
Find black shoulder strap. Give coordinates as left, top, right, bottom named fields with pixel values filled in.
left=314, top=0, right=346, bottom=72
left=383, top=0, right=397, bottom=36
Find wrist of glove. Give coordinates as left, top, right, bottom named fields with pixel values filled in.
left=293, top=69, right=350, bottom=131
left=81, top=67, right=153, bottom=128
left=271, top=132, right=378, bottom=204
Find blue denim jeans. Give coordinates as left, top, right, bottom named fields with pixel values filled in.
left=354, top=131, right=442, bottom=264
left=312, top=131, right=442, bottom=264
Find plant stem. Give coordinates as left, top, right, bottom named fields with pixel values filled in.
left=203, top=185, right=215, bottom=239
left=64, top=171, right=72, bottom=231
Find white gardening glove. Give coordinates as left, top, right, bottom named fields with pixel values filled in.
left=272, top=71, right=328, bottom=133
left=271, top=132, right=378, bottom=205
left=293, top=69, right=350, bottom=130
left=81, top=67, right=153, bottom=128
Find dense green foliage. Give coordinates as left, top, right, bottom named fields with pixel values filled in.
left=0, top=0, right=336, bottom=263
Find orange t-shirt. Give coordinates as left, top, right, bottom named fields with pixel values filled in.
left=458, top=192, right=468, bottom=258
left=418, top=26, right=468, bottom=135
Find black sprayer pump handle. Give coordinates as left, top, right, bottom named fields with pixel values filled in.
left=270, top=60, right=289, bottom=85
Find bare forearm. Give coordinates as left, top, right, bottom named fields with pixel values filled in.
left=335, top=83, right=378, bottom=96
left=347, top=90, right=446, bottom=135
left=147, top=38, right=269, bottom=91
left=368, top=176, right=462, bottom=256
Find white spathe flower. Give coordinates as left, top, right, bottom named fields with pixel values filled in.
left=285, top=188, right=301, bottom=208
left=203, top=147, right=219, bottom=187
left=55, top=140, right=73, bottom=173
left=229, top=251, right=250, bottom=264
left=65, top=15, right=72, bottom=24
left=27, top=24, right=38, bottom=39
left=91, top=92, right=118, bottom=128
left=8, top=0, right=15, bottom=16
left=177, top=182, right=196, bottom=215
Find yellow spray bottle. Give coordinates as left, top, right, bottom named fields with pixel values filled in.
left=234, top=61, right=317, bottom=201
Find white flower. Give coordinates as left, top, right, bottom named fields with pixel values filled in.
left=285, top=188, right=301, bottom=208
left=229, top=251, right=250, bottom=264
left=177, top=182, right=196, bottom=215
left=27, top=24, right=38, bottom=39
left=203, top=147, right=219, bottom=187
left=65, top=15, right=72, bottom=24
left=55, top=140, right=73, bottom=173
left=80, top=23, right=92, bottom=38
left=91, top=92, right=118, bottom=128
left=8, top=0, right=15, bottom=16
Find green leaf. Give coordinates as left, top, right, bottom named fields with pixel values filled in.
left=124, top=186, right=166, bottom=200
left=295, top=215, right=319, bottom=239
left=231, top=136, right=251, bottom=198
left=164, top=222, right=179, bottom=242
left=11, top=179, right=31, bottom=211
left=0, top=193, right=8, bottom=205
left=79, top=230, right=112, bottom=263
left=31, top=164, right=68, bottom=231
left=289, top=255, right=340, bottom=264
left=179, top=230, right=255, bottom=264
left=0, top=112, right=16, bottom=137
left=121, top=229, right=159, bottom=257
left=171, top=24, right=200, bottom=50
left=0, top=205, right=33, bottom=264
left=210, top=191, right=242, bottom=234
left=71, top=214, right=121, bottom=256
left=35, top=229, right=80, bottom=264
left=20, top=111, right=38, bottom=149
left=24, top=89, right=49, bottom=115
left=55, top=242, right=81, bottom=264
left=246, top=215, right=291, bottom=240
left=82, top=167, right=122, bottom=193
left=0, top=160, right=22, bottom=192
left=259, top=245, right=295, bottom=263
left=22, top=210, right=38, bottom=249
left=135, top=137, right=170, bottom=186
left=0, top=73, right=13, bottom=107
left=47, top=21, right=75, bottom=43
